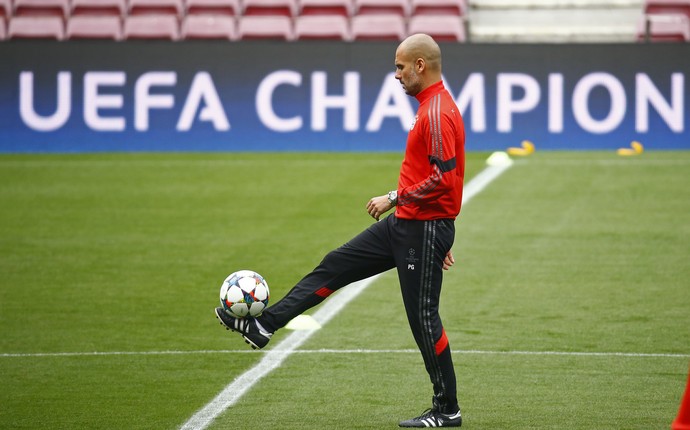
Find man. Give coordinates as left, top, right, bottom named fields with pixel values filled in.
left=216, top=33, right=465, bottom=428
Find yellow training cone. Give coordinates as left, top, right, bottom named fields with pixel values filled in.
left=507, top=140, right=535, bottom=156
left=631, top=141, right=644, bottom=153
left=617, top=140, right=644, bottom=156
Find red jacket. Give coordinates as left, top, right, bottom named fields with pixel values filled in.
left=395, top=81, right=466, bottom=221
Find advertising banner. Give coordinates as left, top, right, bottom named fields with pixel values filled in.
left=0, top=42, right=687, bottom=152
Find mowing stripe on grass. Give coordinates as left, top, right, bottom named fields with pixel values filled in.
left=179, top=160, right=511, bottom=430
left=3, top=349, right=687, bottom=359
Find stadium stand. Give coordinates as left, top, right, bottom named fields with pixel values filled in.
left=410, top=0, right=467, bottom=16
left=354, top=0, right=408, bottom=16
left=8, top=15, right=65, bottom=38
left=129, top=0, right=185, bottom=19
left=408, top=14, right=466, bottom=41
left=645, top=0, right=690, bottom=18
left=185, top=0, right=240, bottom=16
left=71, top=0, right=126, bottom=16
left=237, top=14, right=294, bottom=39
left=123, top=14, right=179, bottom=39
left=470, top=0, right=646, bottom=42
left=298, top=0, right=352, bottom=16
left=294, top=14, right=350, bottom=39
left=181, top=13, right=236, bottom=39
left=638, top=12, right=690, bottom=40
left=351, top=13, right=406, bottom=39
left=66, top=14, right=122, bottom=38
left=0, top=0, right=6, bottom=41
left=1, top=0, right=688, bottom=42
left=242, top=0, right=297, bottom=17
left=13, top=0, right=69, bottom=17
left=640, top=0, right=690, bottom=40
left=1, top=0, right=11, bottom=19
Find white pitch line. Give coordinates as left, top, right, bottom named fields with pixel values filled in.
left=179, top=277, right=377, bottom=430
left=3, top=349, right=688, bottom=359
left=179, top=160, right=513, bottom=430
left=252, top=349, right=690, bottom=358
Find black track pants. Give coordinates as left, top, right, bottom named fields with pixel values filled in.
left=258, top=214, right=459, bottom=413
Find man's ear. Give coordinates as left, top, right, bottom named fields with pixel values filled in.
left=416, top=58, right=426, bottom=73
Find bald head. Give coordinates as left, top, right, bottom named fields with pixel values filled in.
left=394, top=34, right=442, bottom=96
left=399, top=33, right=442, bottom=73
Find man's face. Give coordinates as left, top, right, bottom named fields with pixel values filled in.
left=395, top=49, right=422, bottom=96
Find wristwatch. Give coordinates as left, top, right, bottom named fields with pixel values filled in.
left=387, top=190, right=398, bottom=206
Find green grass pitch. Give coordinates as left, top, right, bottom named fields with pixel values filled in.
left=0, top=151, right=688, bottom=429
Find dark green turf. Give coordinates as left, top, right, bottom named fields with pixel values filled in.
left=1, top=152, right=687, bottom=429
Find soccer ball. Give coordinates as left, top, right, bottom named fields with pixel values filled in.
left=219, top=270, right=270, bottom=318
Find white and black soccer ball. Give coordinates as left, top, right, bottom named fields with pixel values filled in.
left=219, top=270, right=270, bottom=318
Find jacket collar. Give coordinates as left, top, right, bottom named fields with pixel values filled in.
left=415, top=81, right=445, bottom=105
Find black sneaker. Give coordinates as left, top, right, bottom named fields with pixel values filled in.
left=399, top=408, right=462, bottom=428
left=214, top=307, right=273, bottom=350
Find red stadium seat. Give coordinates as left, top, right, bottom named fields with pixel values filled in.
left=408, top=15, right=466, bottom=42
left=410, top=0, right=467, bottom=17
left=66, top=14, right=122, bottom=39
left=185, top=0, right=240, bottom=16
left=71, top=0, right=127, bottom=16
left=13, top=0, right=69, bottom=17
left=638, top=13, right=690, bottom=41
left=354, top=0, right=408, bottom=17
left=294, top=14, right=350, bottom=40
left=0, top=0, right=11, bottom=19
left=181, top=14, right=236, bottom=39
left=8, top=15, right=64, bottom=38
left=351, top=13, right=405, bottom=40
left=129, top=0, right=184, bottom=18
left=298, top=0, right=351, bottom=17
left=237, top=15, right=294, bottom=40
left=645, top=0, right=690, bottom=19
left=123, top=14, right=179, bottom=39
left=243, top=0, right=297, bottom=17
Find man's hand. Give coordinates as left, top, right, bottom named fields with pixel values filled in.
left=443, top=251, right=455, bottom=270
left=366, top=195, right=393, bottom=221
